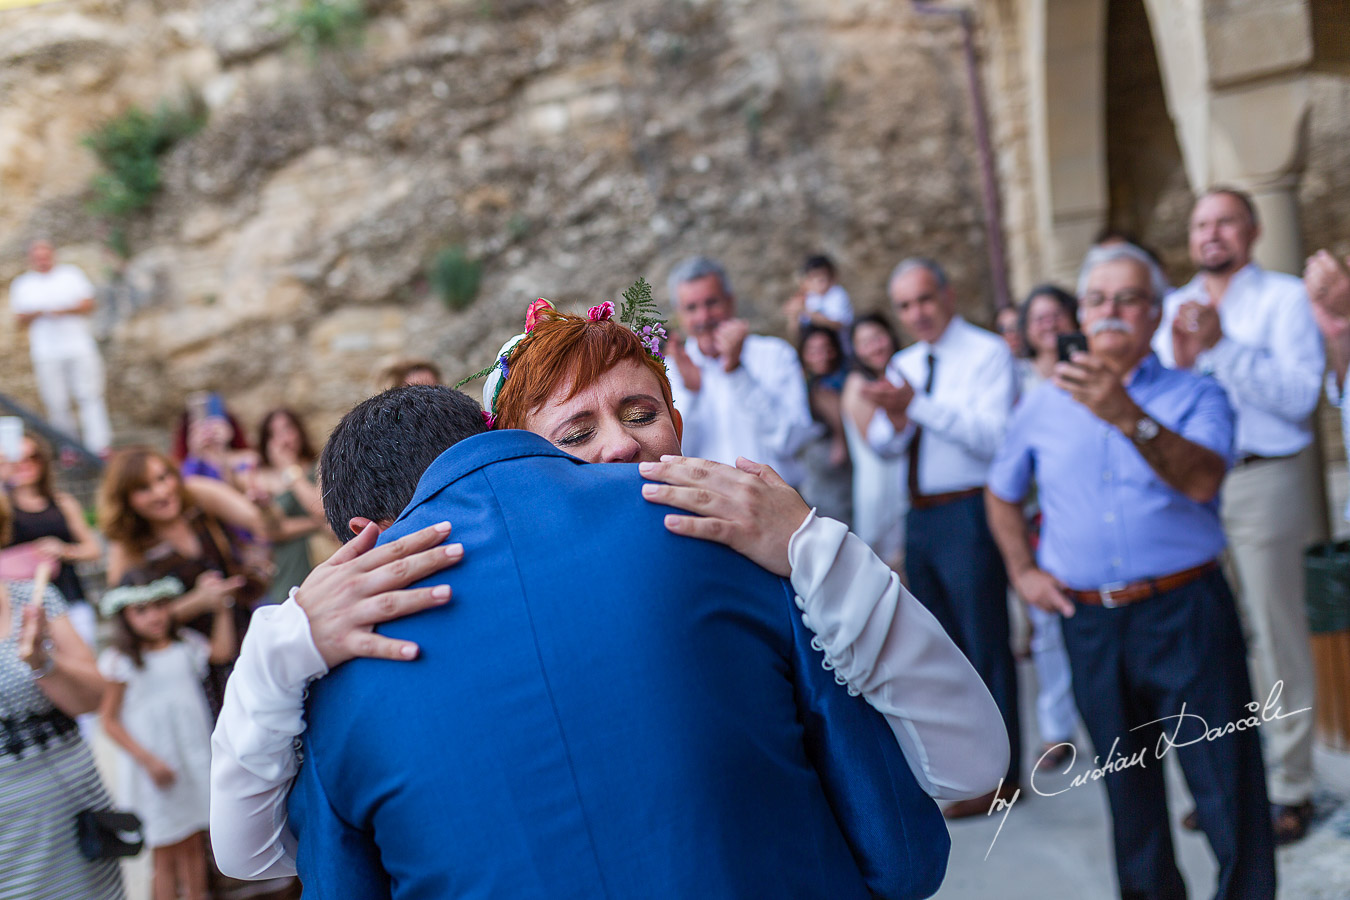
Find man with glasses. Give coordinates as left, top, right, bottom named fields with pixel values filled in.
left=985, top=243, right=1274, bottom=899
left=1154, top=187, right=1324, bottom=845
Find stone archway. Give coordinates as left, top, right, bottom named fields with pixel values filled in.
left=1024, top=0, right=1109, bottom=286
left=1022, top=0, right=1337, bottom=280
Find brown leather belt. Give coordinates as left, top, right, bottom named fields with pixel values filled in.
left=1063, top=560, right=1218, bottom=608
left=909, top=487, right=982, bottom=511
left=1233, top=453, right=1295, bottom=469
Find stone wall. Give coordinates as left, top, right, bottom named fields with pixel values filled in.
left=1, top=0, right=998, bottom=442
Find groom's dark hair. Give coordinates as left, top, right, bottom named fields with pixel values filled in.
left=319, top=385, right=487, bottom=540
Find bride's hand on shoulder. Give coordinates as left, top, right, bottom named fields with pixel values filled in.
left=638, top=455, right=810, bottom=577
left=294, top=521, right=462, bottom=667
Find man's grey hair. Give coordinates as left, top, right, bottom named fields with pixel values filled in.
left=1076, top=243, right=1171, bottom=306
left=888, top=257, right=949, bottom=292
left=667, top=256, right=732, bottom=301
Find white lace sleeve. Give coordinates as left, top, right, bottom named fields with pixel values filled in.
left=789, top=512, right=1010, bottom=800
left=209, top=592, right=328, bottom=879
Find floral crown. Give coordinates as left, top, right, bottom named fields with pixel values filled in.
left=99, top=576, right=185, bottom=618
left=455, top=278, right=668, bottom=428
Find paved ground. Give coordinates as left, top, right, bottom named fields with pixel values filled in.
left=933, top=660, right=1350, bottom=899
left=90, top=461, right=1350, bottom=898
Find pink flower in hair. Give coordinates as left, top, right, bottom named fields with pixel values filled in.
left=588, top=301, right=615, bottom=322
left=481, top=410, right=497, bottom=429
left=525, top=298, right=553, bottom=333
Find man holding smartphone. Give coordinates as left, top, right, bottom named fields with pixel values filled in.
left=985, top=243, right=1274, bottom=899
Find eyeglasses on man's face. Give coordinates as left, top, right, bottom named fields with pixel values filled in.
left=1079, top=289, right=1153, bottom=311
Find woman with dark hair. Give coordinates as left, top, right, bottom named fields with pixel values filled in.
left=1015, top=284, right=1079, bottom=393
left=171, top=393, right=258, bottom=496
left=99, top=448, right=273, bottom=712
left=795, top=326, right=853, bottom=524
left=1010, top=283, right=1080, bottom=771
left=840, top=314, right=905, bottom=567
left=0, top=490, right=122, bottom=900
left=252, top=409, right=328, bottom=604
left=2, top=432, right=102, bottom=644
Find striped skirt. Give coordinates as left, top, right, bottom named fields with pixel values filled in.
left=0, top=733, right=124, bottom=900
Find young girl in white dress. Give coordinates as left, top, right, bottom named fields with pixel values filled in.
left=97, top=574, right=236, bottom=900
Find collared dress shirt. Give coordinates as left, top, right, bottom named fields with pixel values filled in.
left=988, top=354, right=1235, bottom=591
left=1153, top=263, right=1324, bottom=456
left=667, top=333, right=814, bottom=485
left=867, top=316, right=1016, bottom=493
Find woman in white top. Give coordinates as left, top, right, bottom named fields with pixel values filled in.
left=841, top=313, right=905, bottom=568
left=210, top=300, right=1008, bottom=879
left=1012, top=284, right=1081, bottom=769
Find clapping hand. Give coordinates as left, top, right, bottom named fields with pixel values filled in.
left=858, top=377, right=914, bottom=428
left=1171, top=300, right=1220, bottom=368
left=639, top=455, right=810, bottom=577
left=1306, top=249, right=1350, bottom=318
left=668, top=334, right=702, bottom=393
left=712, top=319, right=750, bottom=372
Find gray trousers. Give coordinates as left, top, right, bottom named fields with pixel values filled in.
left=1221, top=448, right=1319, bottom=805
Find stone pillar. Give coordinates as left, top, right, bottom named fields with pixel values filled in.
left=1206, top=76, right=1312, bottom=275
left=1027, top=0, right=1109, bottom=286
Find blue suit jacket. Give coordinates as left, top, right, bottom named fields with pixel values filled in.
left=289, top=430, right=948, bottom=899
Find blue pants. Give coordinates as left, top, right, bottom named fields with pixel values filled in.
left=1060, top=569, right=1276, bottom=900
left=905, top=493, right=1021, bottom=783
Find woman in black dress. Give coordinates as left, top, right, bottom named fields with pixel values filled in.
left=2, top=433, right=102, bottom=645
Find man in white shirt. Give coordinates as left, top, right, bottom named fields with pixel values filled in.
left=8, top=240, right=111, bottom=452
left=1153, top=188, right=1323, bottom=844
left=862, top=257, right=1021, bottom=817
left=665, top=256, right=813, bottom=486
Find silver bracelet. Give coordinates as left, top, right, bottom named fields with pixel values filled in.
left=31, top=638, right=57, bottom=679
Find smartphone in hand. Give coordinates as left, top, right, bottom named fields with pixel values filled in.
left=1057, top=332, right=1089, bottom=363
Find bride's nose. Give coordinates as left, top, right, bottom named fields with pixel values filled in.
left=599, top=425, right=641, bottom=464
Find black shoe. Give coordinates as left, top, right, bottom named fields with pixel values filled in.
left=1272, top=800, right=1315, bottom=846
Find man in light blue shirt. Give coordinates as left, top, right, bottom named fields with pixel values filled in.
left=986, top=244, right=1275, bottom=900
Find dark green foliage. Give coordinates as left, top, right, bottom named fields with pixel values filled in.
left=281, top=0, right=367, bottom=55
left=83, top=97, right=207, bottom=220
left=428, top=245, right=483, bottom=312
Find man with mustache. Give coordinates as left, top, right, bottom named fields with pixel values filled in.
left=665, top=256, right=814, bottom=486
left=985, top=243, right=1275, bottom=899
left=860, top=257, right=1021, bottom=818
left=1153, top=188, right=1324, bottom=845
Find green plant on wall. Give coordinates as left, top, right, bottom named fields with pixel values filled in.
left=428, top=245, right=483, bottom=312
left=281, top=0, right=367, bottom=55
left=82, top=95, right=207, bottom=255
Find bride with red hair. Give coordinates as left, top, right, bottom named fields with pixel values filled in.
left=210, top=292, right=1007, bottom=880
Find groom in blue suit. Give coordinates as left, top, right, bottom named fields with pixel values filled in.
left=288, top=386, right=949, bottom=899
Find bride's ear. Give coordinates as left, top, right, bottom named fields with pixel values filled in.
left=671, top=407, right=684, bottom=443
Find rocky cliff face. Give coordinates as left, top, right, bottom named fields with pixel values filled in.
left=2, top=0, right=991, bottom=439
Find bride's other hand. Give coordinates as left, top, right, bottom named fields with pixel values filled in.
left=294, top=521, right=461, bottom=667
left=639, top=455, right=810, bottom=577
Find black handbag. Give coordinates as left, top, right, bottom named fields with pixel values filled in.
left=75, top=810, right=145, bottom=860
left=36, top=743, right=145, bottom=861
